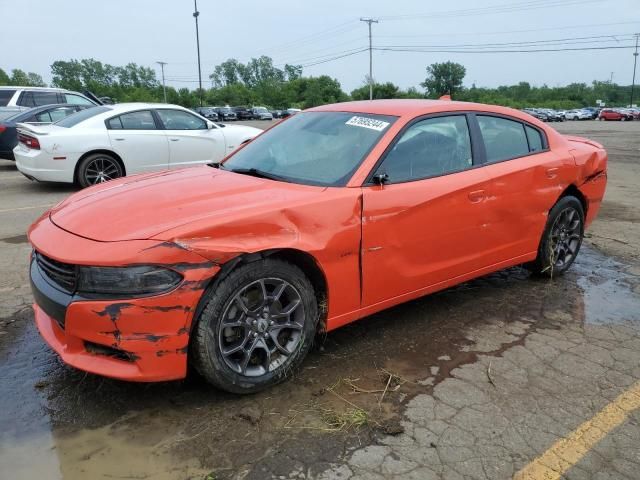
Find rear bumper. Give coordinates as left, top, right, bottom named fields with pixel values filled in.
left=14, top=145, right=77, bottom=183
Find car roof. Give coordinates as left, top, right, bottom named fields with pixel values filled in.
left=103, top=103, right=192, bottom=113
left=0, top=86, right=69, bottom=92
left=309, top=99, right=527, bottom=119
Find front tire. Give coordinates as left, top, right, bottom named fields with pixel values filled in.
left=527, top=196, right=584, bottom=277
left=77, top=153, right=123, bottom=188
left=192, top=258, right=318, bottom=394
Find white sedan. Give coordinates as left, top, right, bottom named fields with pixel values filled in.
left=14, top=103, right=262, bottom=187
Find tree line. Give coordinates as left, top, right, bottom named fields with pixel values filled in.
left=0, top=58, right=634, bottom=109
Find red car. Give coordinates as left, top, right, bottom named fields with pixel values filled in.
left=28, top=100, right=608, bottom=393
left=598, top=108, right=633, bottom=121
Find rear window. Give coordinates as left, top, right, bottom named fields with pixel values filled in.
left=56, top=106, right=111, bottom=128
left=477, top=116, right=530, bottom=163
left=0, top=89, right=16, bottom=106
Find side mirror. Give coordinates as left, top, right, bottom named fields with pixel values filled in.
left=372, top=172, right=389, bottom=185
left=207, top=122, right=216, bottom=129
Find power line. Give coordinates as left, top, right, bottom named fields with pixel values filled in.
left=376, top=33, right=638, bottom=49
left=379, top=0, right=603, bottom=21
left=375, top=20, right=640, bottom=39
left=299, top=49, right=369, bottom=68
left=374, top=44, right=636, bottom=54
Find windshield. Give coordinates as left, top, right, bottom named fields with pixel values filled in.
left=223, top=111, right=396, bottom=186
left=55, top=106, right=111, bottom=127
left=255, top=107, right=268, bottom=112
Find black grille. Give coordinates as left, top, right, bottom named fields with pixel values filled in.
left=35, top=252, right=77, bottom=292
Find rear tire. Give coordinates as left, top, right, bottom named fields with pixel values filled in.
left=526, top=196, right=584, bottom=277
left=191, top=258, right=318, bottom=394
left=77, top=153, right=123, bottom=188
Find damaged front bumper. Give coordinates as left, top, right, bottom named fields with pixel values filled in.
left=28, top=216, right=220, bottom=382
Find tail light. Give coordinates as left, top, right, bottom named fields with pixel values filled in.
left=0, top=125, right=6, bottom=134
left=18, top=133, right=40, bottom=150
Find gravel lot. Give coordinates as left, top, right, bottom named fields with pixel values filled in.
left=0, top=120, right=639, bottom=480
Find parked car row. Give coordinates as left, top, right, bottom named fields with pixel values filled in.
left=191, top=105, right=301, bottom=121
left=522, top=106, right=640, bottom=122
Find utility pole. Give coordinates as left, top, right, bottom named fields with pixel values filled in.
left=156, top=61, right=167, bottom=103
left=360, top=18, right=379, bottom=101
left=193, top=0, right=203, bottom=106
left=609, top=71, right=614, bottom=84
left=631, top=34, right=639, bottom=107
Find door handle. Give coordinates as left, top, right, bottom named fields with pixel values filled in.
left=170, top=138, right=180, bottom=142
left=546, top=167, right=559, bottom=179
left=468, top=190, right=486, bottom=203
left=114, top=138, right=125, bottom=141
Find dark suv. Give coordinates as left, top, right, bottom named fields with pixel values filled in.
left=232, top=106, right=254, bottom=120
left=214, top=107, right=237, bottom=121
left=194, top=107, right=219, bottom=121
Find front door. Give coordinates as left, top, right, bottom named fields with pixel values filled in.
left=361, top=114, right=493, bottom=307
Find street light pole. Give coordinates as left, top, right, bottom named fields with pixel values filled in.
left=193, top=0, right=203, bottom=107
left=631, top=34, right=639, bottom=107
left=156, top=61, right=167, bottom=103
left=360, top=18, right=379, bottom=101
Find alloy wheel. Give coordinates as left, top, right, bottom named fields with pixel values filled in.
left=84, top=157, right=121, bottom=184
left=549, top=206, right=582, bottom=269
left=218, top=277, right=305, bottom=377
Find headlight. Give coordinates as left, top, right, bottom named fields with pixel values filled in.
left=77, top=265, right=182, bottom=296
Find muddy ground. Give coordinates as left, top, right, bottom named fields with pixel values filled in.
left=0, top=120, right=639, bottom=480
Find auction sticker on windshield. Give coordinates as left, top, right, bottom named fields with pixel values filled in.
left=345, top=116, right=390, bottom=131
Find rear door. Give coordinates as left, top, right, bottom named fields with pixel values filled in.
left=106, top=110, right=169, bottom=173
left=361, top=113, right=494, bottom=307
left=473, top=114, right=570, bottom=261
left=154, top=108, right=226, bottom=168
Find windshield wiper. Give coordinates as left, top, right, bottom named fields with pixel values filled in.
left=227, top=168, right=286, bottom=182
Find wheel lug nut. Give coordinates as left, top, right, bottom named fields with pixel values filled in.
left=253, top=332, right=258, bottom=338
left=252, top=320, right=257, bottom=325
left=269, top=321, right=274, bottom=326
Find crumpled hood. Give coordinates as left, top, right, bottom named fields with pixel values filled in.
left=49, top=167, right=325, bottom=242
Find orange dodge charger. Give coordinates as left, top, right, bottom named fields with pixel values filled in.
left=28, top=100, right=607, bottom=393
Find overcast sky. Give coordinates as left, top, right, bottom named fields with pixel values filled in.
left=1, top=0, right=638, bottom=92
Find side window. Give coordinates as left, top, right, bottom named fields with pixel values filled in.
left=32, top=91, right=59, bottom=106
left=18, top=91, right=35, bottom=107
left=0, top=89, right=17, bottom=106
left=378, top=115, right=473, bottom=183
left=477, top=116, right=530, bottom=163
left=107, top=111, right=156, bottom=130
left=64, top=93, right=94, bottom=105
left=156, top=109, right=207, bottom=130
left=34, top=111, right=53, bottom=123
left=525, top=125, right=544, bottom=152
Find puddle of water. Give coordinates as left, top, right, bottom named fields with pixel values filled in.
left=0, top=312, right=61, bottom=480
left=0, top=245, right=637, bottom=479
left=573, top=252, right=640, bottom=326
